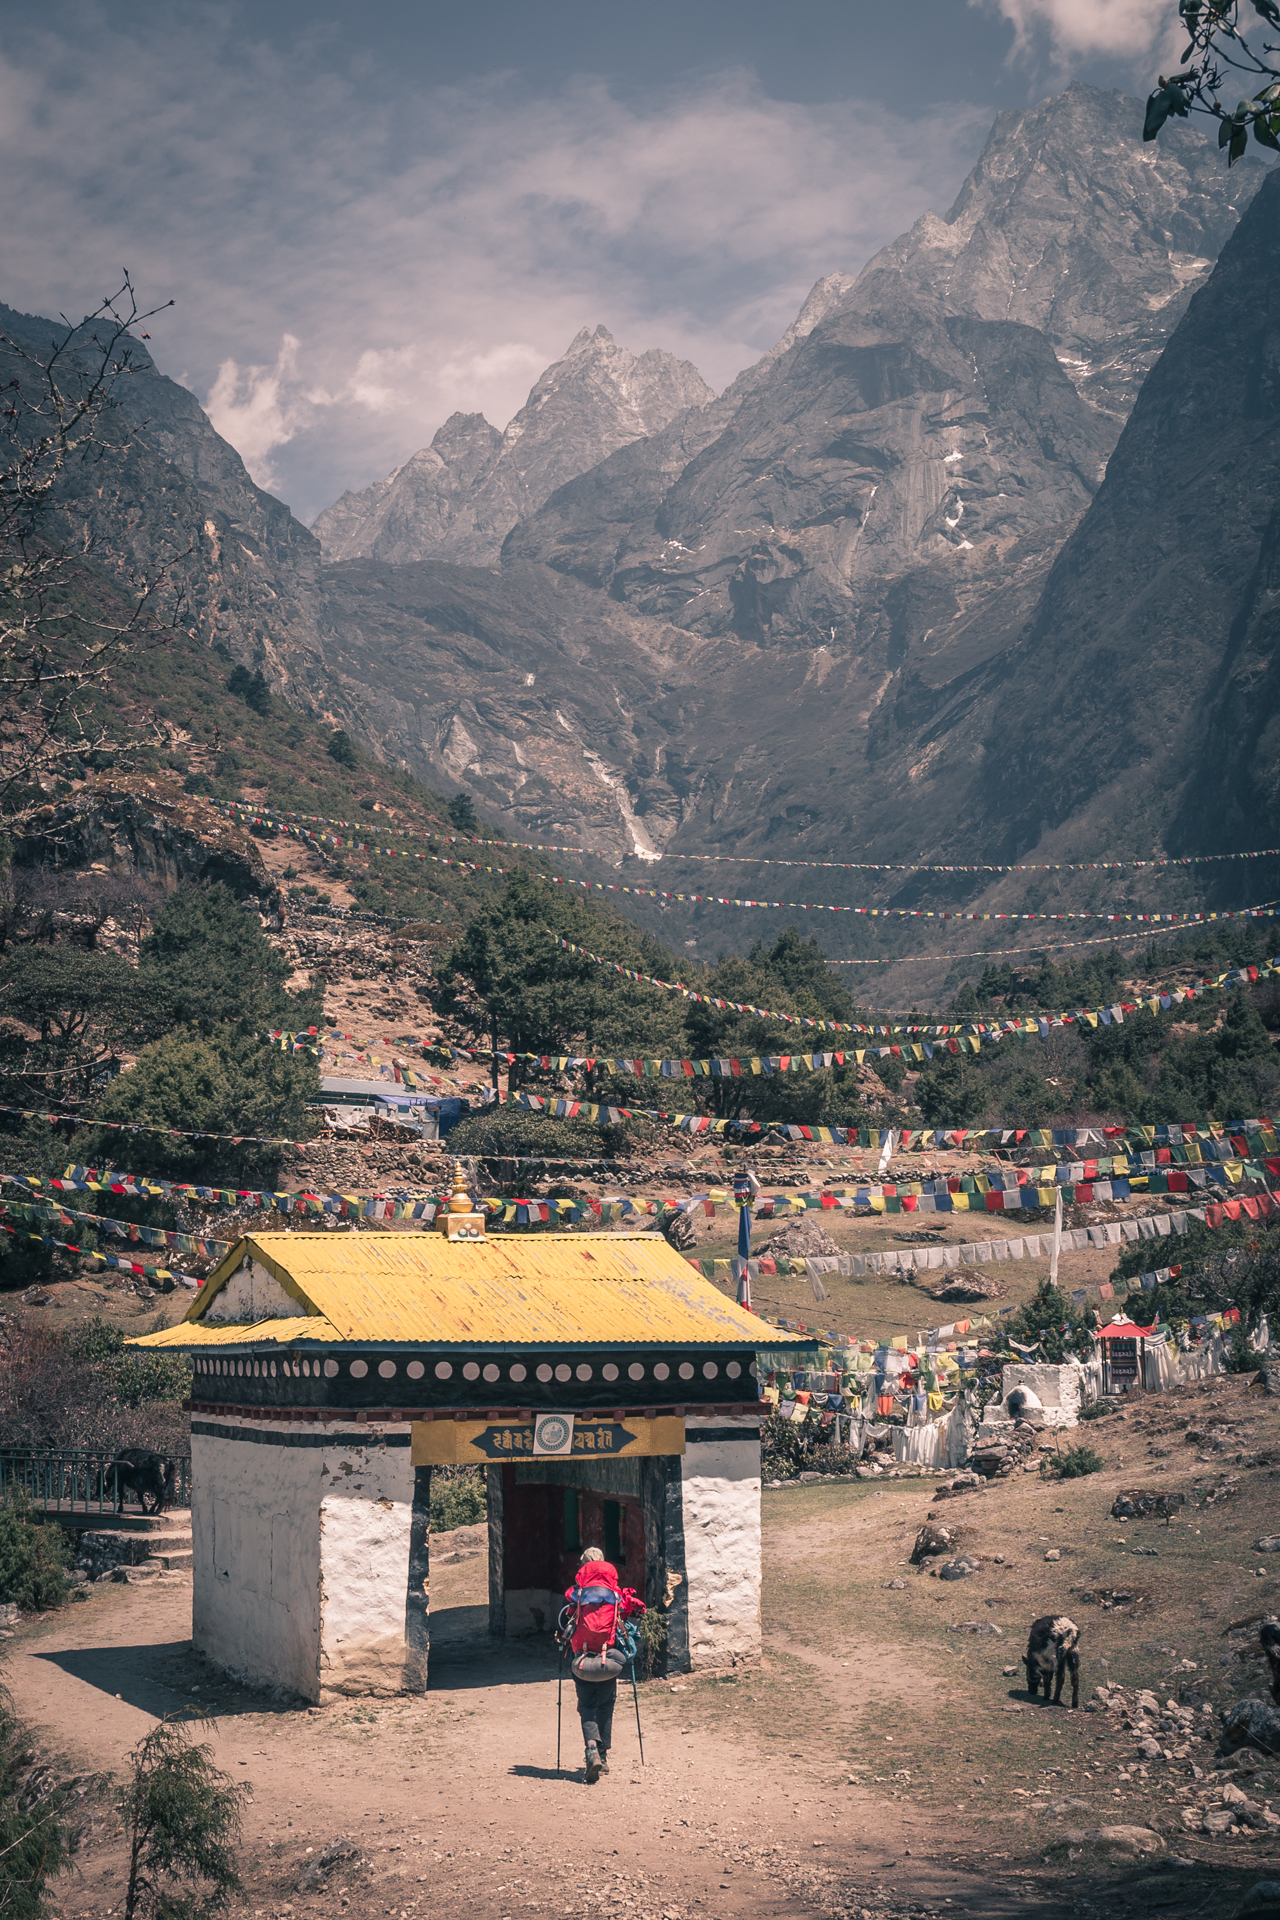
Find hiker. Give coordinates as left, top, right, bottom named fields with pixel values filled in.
left=560, top=1547, right=644, bottom=1784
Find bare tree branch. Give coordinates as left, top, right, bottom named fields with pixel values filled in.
left=0, top=277, right=192, bottom=815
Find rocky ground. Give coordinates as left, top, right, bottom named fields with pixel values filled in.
left=4, top=1373, right=1279, bottom=1920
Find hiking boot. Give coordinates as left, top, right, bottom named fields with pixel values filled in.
left=597, top=1750, right=610, bottom=1775
left=584, top=1744, right=602, bottom=1784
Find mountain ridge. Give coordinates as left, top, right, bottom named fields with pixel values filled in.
left=309, top=324, right=714, bottom=567
left=7, top=84, right=1277, bottom=996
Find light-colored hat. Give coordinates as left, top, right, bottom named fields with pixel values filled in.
left=579, top=1547, right=605, bottom=1563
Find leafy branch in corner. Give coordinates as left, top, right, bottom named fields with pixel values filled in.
left=0, top=275, right=191, bottom=814
left=1145, top=0, right=1280, bottom=159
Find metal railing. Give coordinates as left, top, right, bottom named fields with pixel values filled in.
left=0, top=1449, right=191, bottom=1515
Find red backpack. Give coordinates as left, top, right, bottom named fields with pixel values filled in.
left=560, top=1562, right=644, bottom=1678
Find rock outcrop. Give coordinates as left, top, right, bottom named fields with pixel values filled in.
left=13, top=777, right=277, bottom=906
left=507, top=86, right=1262, bottom=657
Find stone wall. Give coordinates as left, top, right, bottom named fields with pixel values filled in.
left=319, top=1432, right=424, bottom=1700
left=191, top=1418, right=424, bottom=1703
left=677, top=1416, right=762, bottom=1671
left=191, top=1420, right=323, bottom=1699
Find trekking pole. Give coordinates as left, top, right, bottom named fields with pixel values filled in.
left=556, top=1644, right=564, bottom=1776
left=630, top=1657, right=645, bottom=1767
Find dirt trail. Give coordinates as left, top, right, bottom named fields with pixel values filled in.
left=13, top=1381, right=1280, bottom=1920
left=8, top=1573, right=1059, bottom=1920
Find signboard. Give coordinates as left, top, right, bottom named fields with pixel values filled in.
left=411, top=1414, right=685, bottom=1467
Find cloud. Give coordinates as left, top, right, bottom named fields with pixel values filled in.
left=0, top=9, right=994, bottom=520
left=976, top=0, right=1178, bottom=63
left=205, top=335, right=310, bottom=488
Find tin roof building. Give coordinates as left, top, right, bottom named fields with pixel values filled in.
left=133, top=1168, right=799, bottom=1702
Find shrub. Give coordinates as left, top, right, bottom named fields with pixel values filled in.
left=0, top=1319, right=190, bottom=1455
left=120, top=1716, right=249, bottom=1920
left=760, top=1409, right=861, bottom=1480
left=138, top=882, right=307, bottom=1033
left=69, top=1319, right=192, bottom=1409
left=0, top=1498, right=71, bottom=1609
left=86, top=1025, right=320, bottom=1186
left=447, top=1106, right=623, bottom=1165
left=430, top=1466, right=486, bottom=1532
left=0, top=1690, right=71, bottom=1917
left=1056, top=1445, right=1104, bottom=1479
left=327, top=730, right=359, bottom=769
left=999, top=1280, right=1094, bottom=1362
left=634, top=1606, right=668, bottom=1680
left=1224, top=1330, right=1268, bottom=1374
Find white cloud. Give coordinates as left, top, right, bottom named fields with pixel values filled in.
left=205, top=334, right=309, bottom=488
left=976, top=0, right=1178, bottom=62
left=0, top=12, right=993, bottom=519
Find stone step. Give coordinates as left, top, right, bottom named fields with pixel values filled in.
left=142, top=1547, right=193, bottom=1570
left=74, top=1522, right=193, bottom=1582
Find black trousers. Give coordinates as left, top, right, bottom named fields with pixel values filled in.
left=574, top=1676, right=617, bottom=1751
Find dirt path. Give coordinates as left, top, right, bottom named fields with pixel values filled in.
left=9, top=1576, right=1060, bottom=1920
left=10, top=1381, right=1280, bottom=1920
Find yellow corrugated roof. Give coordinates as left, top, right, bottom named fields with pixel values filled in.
left=132, top=1232, right=805, bottom=1350
left=138, top=1315, right=343, bottom=1349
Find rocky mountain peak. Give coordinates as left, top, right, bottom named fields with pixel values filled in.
left=565, top=324, right=615, bottom=354
left=310, top=326, right=713, bottom=567
left=854, top=81, right=1264, bottom=416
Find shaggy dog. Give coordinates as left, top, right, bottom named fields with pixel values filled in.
left=1025, top=1614, right=1080, bottom=1707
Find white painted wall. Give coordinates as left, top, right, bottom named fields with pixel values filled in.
left=205, top=1260, right=307, bottom=1322
left=319, top=1436, right=420, bottom=1700
left=680, top=1417, right=762, bottom=1670
left=192, top=1423, right=322, bottom=1700
left=192, top=1420, right=421, bottom=1703
left=999, top=1362, right=1084, bottom=1428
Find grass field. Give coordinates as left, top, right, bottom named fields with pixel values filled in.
left=690, top=1202, right=1128, bottom=1342
left=639, top=1366, right=1280, bottom=1910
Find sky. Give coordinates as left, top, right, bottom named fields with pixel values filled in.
left=0, top=0, right=1183, bottom=523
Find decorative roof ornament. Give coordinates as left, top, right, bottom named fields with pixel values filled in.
left=438, top=1160, right=486, bottom=1242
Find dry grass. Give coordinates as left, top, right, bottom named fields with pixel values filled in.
left=645, top=1370, right=1280, bottom=1907
left=691, top=1203, right=1125, bottom=1341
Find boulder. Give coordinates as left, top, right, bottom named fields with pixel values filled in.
left=939, top=1555, right=981, bottom=1581
left=296, top=1838, right=361, bottom=1894
left=1220, top=1697, right=1280, bottom=1759
left=1235, top=1884, right=1280, bottom=1920
left=1255, top=1537, right=1280, bottom=1554
left=911, top=1521, right=957, bottom=1564
left=1112, top=1488, right=1184, bottom=1520
left=1064, top=1826, right=1165, bottom=1857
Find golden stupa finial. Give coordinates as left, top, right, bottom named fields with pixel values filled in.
left=438, top=1158, right=485, bottom=1240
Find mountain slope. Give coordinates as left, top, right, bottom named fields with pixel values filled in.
left=309, top=326, right=714, bottom=567
left=507, top=85, right=1261, bottom=659
left=905, top=165, right=1280, bottom=871
left=0, top=301, right=329, bottom=705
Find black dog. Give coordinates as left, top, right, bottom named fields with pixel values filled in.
left=1025, top=1614, right=1080, bottom=1708
left=1261, top=1615, right=1280, bottom=1706
left=104, top=1449, right=176, bottom=1515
